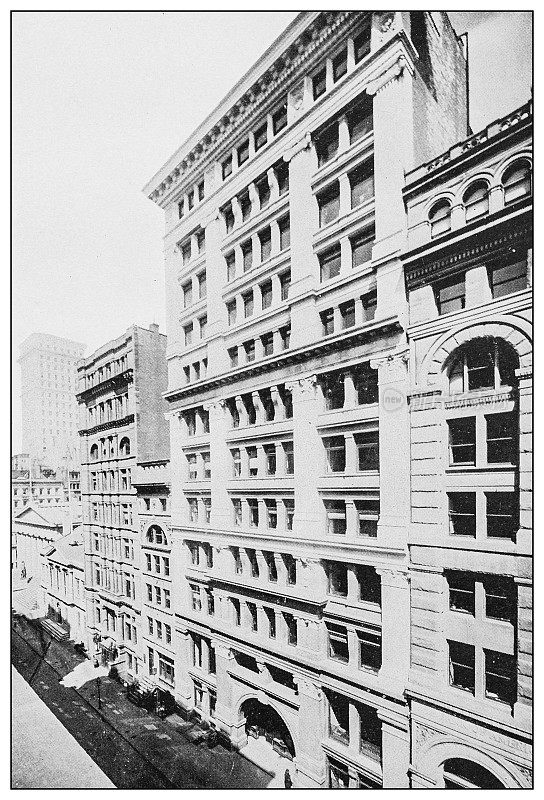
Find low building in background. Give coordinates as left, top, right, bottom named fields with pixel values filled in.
left=41, top=528, right=86, bottom=643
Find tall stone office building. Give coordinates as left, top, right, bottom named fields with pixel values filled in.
left=76, top=324, right=169, bottom=673
left=144, top=12, right=532, bottom=788
left=19, top=332, right=85, bottom=471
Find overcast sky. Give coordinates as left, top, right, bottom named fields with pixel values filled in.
left=12, top=11, right=532, bottom=451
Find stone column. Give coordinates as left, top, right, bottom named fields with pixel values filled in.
left=379, top=711, right=410, bottom=788
left=465, top=265, right=491, bottom=308
left=409, top=284, right=438, bottom=324
left=283, top=134, right=321, bottom=347
left=287, top=376, right=322, bottom=538
left=371, top=351, right=410, bottom=547
left=376, top=568, right=410, bottom=693
left=206, top=400, right=232, bottom=530
left=295, top=679, right=327, bottom=788
left=339, top=175, right=351, bottom=217
left=213, top=644, right=242, bottom=743
left=173, top=627, right=194, bottom=711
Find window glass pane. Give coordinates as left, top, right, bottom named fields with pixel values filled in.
left=489, top=257, right=527, bottom=299
left=448, top=492, right=476, bottom=536
left=316, top=124, right=339, bottom=167
left=318, top=185, right=340, bottom=227
left=320, top=247, right=341, bottom=282
left=351, top=228, right=374, bottom=268
left=486, top=492, right=517, bottom=539
left=436, top=274, right=465, bottom=315
left=448, top=417, right=476, bottom=465
left=313, top=66, right=327, bottom=100
left=273, top=101, right=288, bottom=134
left=449, top=640, right=475, bottom=692
left=486, top=412, right=517, bottom=464
left=332, top=48, right=347, bottom=81
left=350, top=162, right=374, bottom=207
left=447, top=571, right=475, bottom=614
left=485, top=650, right=516, bottom=704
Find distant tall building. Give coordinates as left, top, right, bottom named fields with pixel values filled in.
left=19, top=333, right=86, bottom=471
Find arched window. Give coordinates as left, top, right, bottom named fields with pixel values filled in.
left=502, top=160, right=531, bottom=205
left=429, top=199, right=452, bottom=238
left=448, top=338, right=518, bottom=394
left=443, top=759, right=504, bottom=789
left=90, top=444, right=99, bottom=461
left=119, top=437, right=131, bottom=457
left=463, top=180, right=489, bottom=221
left=146, top=525, right=166, bottom=546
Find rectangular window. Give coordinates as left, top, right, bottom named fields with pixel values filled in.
left=237, top=139, right=249, bottom=166
left=227, top=300, right=237, bottom=327
left=285, top=499, right=295, bottom=531
left=232, top=598, right=241, bottom=626
left=332, top=48, right=348, bottom=81
left=486, top=493, right=517, bottom=539
left=244, top=339, right=255, bottom=362
left=279, top=215, right=290, bottom=250
left=321, top=308, right=334, bottom=336
left=197, top=230, right=206, bottom=255
left=248, top=499, right=259, bottom=527
left=316, top=123, right=338, bottom=167
left=184, top=324, right=193, bottom=347
left=318, top=183, right=340, bottom=227
left=275, top=161, right=289, bottom=195
left=233, top=499, right=242, bottom=526
left=188, top=498, right=198, bottom=522
left=327, top=562, right=348, bottom=596
left=447, top=571, right=475, bottom=615
left=207, top=589, right=215, bottom=615
left=486, top=412, right=517, bottom=463
left=259, top=280, right=273, bottom=311
left=155, top=585, right=162, bottom=604
left=259, top=227, right=272, bottom=262
left=355, top=431, right=379, bottom=471
left=273, top=101, right=288, bottom=134
left=350, top=162, right=374, bottom=207
left=485, top=577, right=515, bottom=622
left=254, top=122, right=268, bottom=151
left=188, top=191, right=194, bottom=210
left=183, top=283, right=193, bottom=308
left=243, top=291, right=254, bottom=318
left=197, top=270, right=206, bottom=297
left=264, top=552, right=277, bottom=582
left=435, top=274, right=466, bottom=315
left=448, top=417, right=476, bottom=465
left=265, top=499, right=277, bottom=529
left=319, top=246, right=341, bottom=282
left=156, top=621, right=162, bottom=640
left=198, top=181, right=204, bottom=201
left=285, top=614, right=297, bottom=645
left=284, top=554, right=296, bottom=584
left=324, top=436, right=346, bottom=473
left=223, top=207, right=234, bottom=235
left=242, top=241, right=253, bottom=272
left=222, top=155, right=233, bottom=180
left=283, top=441, right=294, bottom=474
left=239, top=191, right=251, bottom=221
left=256, top=175, right=270, bottom=208
left=449, top=640, right=475, bottom=693
left=178, top=200, right=184, bottom=219
left=146, top=553, right=152, bottom=572
left=485, top=650, right=516, bottom=705
left=489, top=257, right=527, bottom=299
left=264, top=443, right=276, bottom=475
left=448, top=492, right=476, bottom=537
left=203, top=452, right=211, bottom=479
left=340, top=300, right=355, bottom=329
left=354, top=27, right=371, bottom=63
left=261, top=332, right=274, bottom=357
left=265, top=607, right=276, bottom=638
left=226, top=252, right=236, bottom=282
left=328, top=623, right=349, bottom=662
left=325, top=500, right=346, bottom=536
left=181, top=242, right=191, bottom=265
left=232, top=448, right=241, bottom=477
left=248, top=602, right=258, bottom=631
left=280, top=270, right=291, bottom=300
left=356, top=499, right=380, bottom=538
left=313, top=66, right=327, bottom=100
left=329, top=693, right=349, bottom=743
left=163, top=557, right=170, bottom=576
left=199, top=316, right=207, bottom=339
left=147, top=583, right=153, bottom=602
left=351, top=228, right=374, bottom=269
left=164, top=589, right=171, bottom=609
left=358, top=565, right=381, bottom=605
left=187, top=453, right=198, bottom=481
left=191, top=584, right=201, bottom=611
left=359, top=627, right=382, bottom=672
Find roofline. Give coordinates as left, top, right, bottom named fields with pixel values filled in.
left=142, top=11, right=318, bottom=196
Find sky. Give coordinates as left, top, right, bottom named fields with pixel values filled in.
left=11, top=10, right=532, bottom=451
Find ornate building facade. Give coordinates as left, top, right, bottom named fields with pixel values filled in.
left=403, top=101, right=532, bottom=788
left=76, top=324, right=169, bottom=674
left=142, top=11, right=530, bottom=788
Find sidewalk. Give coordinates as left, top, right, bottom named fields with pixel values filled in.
left=12, top=615, right=272, bottom=789
left=12, top=667, right=115, bottom=789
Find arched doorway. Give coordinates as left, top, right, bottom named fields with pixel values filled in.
left=442, top=758, right=505, bottom=789
left=240, top=698, right=295, bottom=760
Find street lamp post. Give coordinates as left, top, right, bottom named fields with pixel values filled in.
left=96, top=677, right=102, bottom=710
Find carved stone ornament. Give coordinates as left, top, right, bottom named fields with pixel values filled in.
left=378, top=11, right=396, bottom=34
left=296, top=678, right=323, bottom=700
left=413, top=722, right=437, bottom=750
left=286, top=374, right=317, bottom=397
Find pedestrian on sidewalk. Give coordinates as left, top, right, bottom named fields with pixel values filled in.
left=284, top=769, right=292, bottom=789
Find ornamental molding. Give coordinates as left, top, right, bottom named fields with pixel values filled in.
left=366, top=53, right=412, bottom=96
left=148, top=11, right=364, bottom=203
left=78, top=413, right=135, bottom=437
left=283, top=131, right=312, bottom=163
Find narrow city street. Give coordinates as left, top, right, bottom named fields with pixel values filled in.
left=11, top=615, right=271, bottom=789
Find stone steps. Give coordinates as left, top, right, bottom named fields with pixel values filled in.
left=40, top=618, right=70, bottom=641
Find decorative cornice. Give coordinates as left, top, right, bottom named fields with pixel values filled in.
left=78, top=413, right=135, bottom=436
left=146, top=12, right=365, bottom=204
left=366, top=53, right=413, bottom=96
left=164, top=316, right=401, bottom=405
left=76, top=369, right=134, bottom=403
